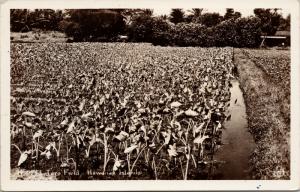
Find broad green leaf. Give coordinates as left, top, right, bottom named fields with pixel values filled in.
left=185, top=109, right=199, bottom=117
left=33, top=129, right=43, bottom=140
left=115, top=131, right=129, bottom=141
left=194, top=135, right=209, bottom=144
left=22, top=111, right=36, bottom=117
left=170, top=101, right=182, bottom=108
left=124, top=145, right=137, bottom=153
left=167, top=144, right=178, bottom=157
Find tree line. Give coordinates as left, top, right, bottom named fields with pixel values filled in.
left=10, top=9, right=290, bottom=47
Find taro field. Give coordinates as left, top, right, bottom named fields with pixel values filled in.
left=11, top=43, right=237, bottom=180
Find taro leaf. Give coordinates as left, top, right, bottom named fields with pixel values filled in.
left=199, top=87, right=206, bottom=93
left=46, top=114, right=52, bottom=122
left=204, top=111, right=212, bottom=120
left=124, top=145, right=137, bottom=154
left=163, top=107, right=170, bottom=113
left=140, top=125, right=146, bottom=135
left=79, top=99, right=86, bottom=111
left=176, top=146, right=186, bottom=153
left=149, top=142, right=155, bottom=148
left=197, top=106, right=203, bottom=113
left=170, top=101, right=182, bottom=108
left=209, top=99, right=215, bottom=107
left=62, top=106, right=69, bottom=115
left=96, top=137, right=104, bottom=144
left=183, top=87, right=188, bottom=93
left=45, top=142, right=55, bottom=150
left=185, top=109, right=199, bottom=117
left=41, top=150, right=52, bottom=159
left=99, top=96, right=105, bottom=105
left=76, top=135, right=82, bottom=148
left=159, top=98, right=164, bottom=104
left=24, top=122, right=33, bottom=128
left=177, top=130, right=183, bottom=138
left=22, top=111, right=36, bottom=117
left=129, top=125, right=137, bottom=133
left=173, top=121, right=181, bottom=131
left=41, top=150, right=47, bottom=156
left=67, top=120, right=75, bottom=133
left=194, top=135, right=209, bottom=144
left=167, top=144, right=178, bottom=157
left=205, top=76, right=209, bottom=82
left=33, top=130, right=43, bottom=140
left=89, top=135, right=96, bottom=146
left=105, top=127, right=114, bottom=133
left=60, top=162, right=69, bottom=168
left=115, top=131, right=129, bottom=142
left=113, top=159, right=122, bottom=172
left=171, top=132, right=178, bottom=140
left=93, top=101, right=99, bottom=112
left=161, top=130, right=171, bottom=145
left=16, top=87, right=25, bottom=92
left=194, top=122, right=205, bottom=134
left=216, top=122, right=222, bottom=131
left=134, top=101, right=142, bottom=108
left=138, top=108, right=146, bottom=113
left=175, top=110, right=185, bottom=117
left=120, top=96, right=130, bottom=107
left=81, top=112, right=92, bottom=120
left=60, top=118, right=68, bottom=126
left=133, top=134, right=141, bottom=143
left=17, top=150, right=31, bottom=166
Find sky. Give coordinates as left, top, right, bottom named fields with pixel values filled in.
left=153, top=8, right=290, bottom=18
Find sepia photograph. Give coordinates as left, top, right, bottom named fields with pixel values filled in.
left=1, top=0, right=300, bottom=191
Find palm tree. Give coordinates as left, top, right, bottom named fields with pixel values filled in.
left=188, top=8, right=203, bottom=23
left=170, top=9, right=185, bottom=24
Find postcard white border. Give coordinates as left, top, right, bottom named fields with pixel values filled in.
left=1, top=0, right=300, bottom=191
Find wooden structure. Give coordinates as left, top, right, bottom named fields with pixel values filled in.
left=260, top=30, right=290, bottom=47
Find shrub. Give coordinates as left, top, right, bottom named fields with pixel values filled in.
left=199, top=13, right=223, bottom=27
left=170, top=23, right=212, bottom=47
left=234, top=17, right=262, bottom=47
left=59, top=20, right=82, bottom=41
left=151, top=18, right=173, bottom=46
left=127, top=14, right=155, bottom=42
left=214, top=19, right=238, bottom=47
left=60, top=10, right=125, bottom=42
left=148, top=17, right=262, bottom=47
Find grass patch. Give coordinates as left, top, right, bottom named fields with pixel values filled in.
left=234, top=49, right=290, bottom=179
left=11, top=30, right=68, bottom=43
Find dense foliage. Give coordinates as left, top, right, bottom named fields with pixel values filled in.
left=254, top=8, right=282, bottom=35
left=60, top=10, right=125, bottom=42
left=10, top=8, right=290, bottom=47
left=10, top=9, right=64, bottom=32
left=11, top=43, right=235, bottom=179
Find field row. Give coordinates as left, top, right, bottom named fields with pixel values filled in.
left=242, top=49, right=290, bottom=90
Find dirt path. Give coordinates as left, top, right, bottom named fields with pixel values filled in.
left=234, top=49, right=290, bottom=179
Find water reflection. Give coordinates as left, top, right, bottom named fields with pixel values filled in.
left=209, top=79, right=256, bottom=180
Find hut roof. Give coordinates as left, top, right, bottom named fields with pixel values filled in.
left=275, top=30, right=290, bottom=36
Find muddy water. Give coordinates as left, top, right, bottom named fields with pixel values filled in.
left=213, top=79, right=255, bottom=179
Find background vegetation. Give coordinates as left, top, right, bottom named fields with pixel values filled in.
left=10, top=8, right=290, bottom=47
